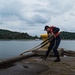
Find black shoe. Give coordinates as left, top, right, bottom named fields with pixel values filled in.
left=41, top=56, right=44, bottom=58
left=43, top=57, right=47, bottom=59
left=54, top=58, right=60, bottom=62
left=41, top=56, right=47, bottom=59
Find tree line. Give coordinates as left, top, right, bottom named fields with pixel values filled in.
left=0, top=29, right=38, bottom=40
left=60, top=31, right=75, bottom=40
left=0, top=29, right=75, bottom=40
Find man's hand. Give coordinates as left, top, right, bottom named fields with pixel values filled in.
left=48, top=33, right=52, bottom=37
left=48, top=34, right=55, bottom=42
left=48, top=33, right=55, bottom=37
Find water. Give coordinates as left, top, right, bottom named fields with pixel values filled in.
left=0, top=40, right=42, bottom=60
left=0, top=40, right=75, bottom=60
left=59, top=40, right=75, bottom=50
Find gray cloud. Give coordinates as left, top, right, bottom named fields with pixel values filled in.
left=0, top=0, right=75, bottom=36
left=25, top=14, right=49, bottom=24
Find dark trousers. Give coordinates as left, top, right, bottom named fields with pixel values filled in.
left=45, top=35, right=61, bottom=58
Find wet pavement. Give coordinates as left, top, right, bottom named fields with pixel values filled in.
left=0, top=56, right=75, bottom=75
left=0, top=62, right=49, bottom=75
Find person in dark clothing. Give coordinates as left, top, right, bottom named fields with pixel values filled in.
left=43, top=25, right=61, bottom=62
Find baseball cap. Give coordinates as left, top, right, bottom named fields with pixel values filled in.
left=44, top=25, right=49, bottom=31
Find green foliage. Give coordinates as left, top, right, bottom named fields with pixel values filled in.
left=0, top=29, right=75, bottom=40
left=0, top=29, right=38, bottom=40
left=60, top=31, right=75, bottom=40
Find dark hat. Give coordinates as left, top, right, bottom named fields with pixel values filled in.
left=44, top=25, right=49, bottom=31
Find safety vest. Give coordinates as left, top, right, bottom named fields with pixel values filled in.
left=49, top=26, right=60, bottom=37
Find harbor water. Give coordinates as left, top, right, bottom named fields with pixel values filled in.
left=0, top=40, right=75, bottom=60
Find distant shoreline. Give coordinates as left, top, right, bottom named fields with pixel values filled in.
left=0, top=38, right=40, bottom=40
left=0, top=39, right=75, bottom=41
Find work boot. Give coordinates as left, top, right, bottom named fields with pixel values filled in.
left=41, top=56, right=47, bottom=59
left=43, top=57, right=47, bottom=59
left=54, top=58, right=60, bottom=62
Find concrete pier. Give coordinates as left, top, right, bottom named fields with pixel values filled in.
left=0, top=52, right=35, bottom=66
left=0, top=49, right=75, bottom=75
left=0, top=48, right=64, bottom=66
left=33, top=48, right=64, bottom=56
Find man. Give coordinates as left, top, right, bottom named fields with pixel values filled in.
left=43, top=25, right=61, bottom=62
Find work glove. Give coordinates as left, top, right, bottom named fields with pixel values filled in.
left=48, top=33, right=55, bottom=42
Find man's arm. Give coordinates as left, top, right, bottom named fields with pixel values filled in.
left=53, top=27, right=60, bottom=34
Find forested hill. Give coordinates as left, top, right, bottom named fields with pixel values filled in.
left=0, top=29, right=75, bottom=40
left=60, top=31, right=75, bottom=40
left=0, top=29, right=38, bottom=39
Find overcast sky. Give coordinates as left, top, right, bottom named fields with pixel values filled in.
left=0, top=0, right=75, bottom=36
